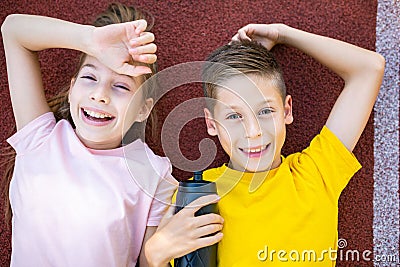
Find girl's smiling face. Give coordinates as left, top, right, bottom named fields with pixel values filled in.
left=69, top=56, right=153, bottom=149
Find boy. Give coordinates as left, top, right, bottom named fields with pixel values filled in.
left=200, top=23, right=384, bottom=266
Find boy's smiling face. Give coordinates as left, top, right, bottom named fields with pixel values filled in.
left=204, top=74, right=293, bottom=172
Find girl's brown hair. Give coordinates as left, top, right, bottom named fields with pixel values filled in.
left=1, top=2, right=157, bottom=226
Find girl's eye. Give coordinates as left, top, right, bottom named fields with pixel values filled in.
left=226, top=113, right=242, bottom=120
left=259, top=108, right=273, bottom=115
left=114, top=84, right=130, bottom=91
left=81, top=75, right=96, bottom=81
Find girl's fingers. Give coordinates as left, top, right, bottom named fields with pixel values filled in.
left=125, top=20, right=147, bottom=41
left=129, top=43, right=157, bottom=55
left=132, top=19, right=148, bottom=34
left=131, top=54, right=157, bottom=64
left=128, top=31, right=157, bottom=65
left=193, top=223, right=223, bottom=239
left=192, top=213, right=224, bottom=228
left=195, top=232, right=224, bottom=249
left=157, top=203, right=175, bottom=230
left=130, top=32, right=155, bottom=46
left=120, top=64, right=152, bottom=77
left=179, top=194, right=220, bottom=216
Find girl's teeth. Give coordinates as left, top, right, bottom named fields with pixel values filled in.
left=85, top=109, right=111, bottom=119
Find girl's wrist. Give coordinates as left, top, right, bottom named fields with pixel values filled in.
left=80, top=24, right=96, bottom=56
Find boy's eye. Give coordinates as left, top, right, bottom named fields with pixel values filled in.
left=226, top=113, right=242, bottom=120
left=259, top=108, right=273, bottom=115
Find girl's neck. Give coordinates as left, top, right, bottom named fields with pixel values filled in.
left=75, top=131, right=122, bottom=150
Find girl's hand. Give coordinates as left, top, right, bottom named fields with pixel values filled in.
left=231, top=23, right=285, bottom=50
left=89, top=19, right=157, bottom=77
left=145, top=195, right=224, bottom=267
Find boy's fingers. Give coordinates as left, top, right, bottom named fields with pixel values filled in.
left=238, top=28, right=251, bottom=41
left=231, top=33, right=240, bottom=43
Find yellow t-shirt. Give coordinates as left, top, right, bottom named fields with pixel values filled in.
left=203, top=126, right=361, bottom=266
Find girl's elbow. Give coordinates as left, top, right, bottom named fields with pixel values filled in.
left=1, top=14, right=19, bottom=37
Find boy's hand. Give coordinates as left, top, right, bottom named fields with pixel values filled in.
left=144, top=195, right=224, bottom=266
left=89, top=19, right=157, bottom=77
left=231, top=23, right=284, bottom=50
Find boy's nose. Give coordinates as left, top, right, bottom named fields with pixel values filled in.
left=89, top=85, right=110, bottom=104
left=244, top=118, right=263, bottom=138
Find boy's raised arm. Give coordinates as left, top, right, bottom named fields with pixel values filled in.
left=233, top=24, right=385, bottom=151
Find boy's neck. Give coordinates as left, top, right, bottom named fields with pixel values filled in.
left=227, top=154, right=283, bottom=173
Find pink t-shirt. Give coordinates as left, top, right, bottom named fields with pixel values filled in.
left=7, top=112, right=178, bottom=267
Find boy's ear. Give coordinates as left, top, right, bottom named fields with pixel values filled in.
left=284, top=95, right=293, bottom=125
left=204, top=108, right=218, bottom=136
left=136, top=98, right=154, bottom=122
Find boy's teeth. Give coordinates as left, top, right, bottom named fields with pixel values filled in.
left=244, top=146, right=267, bottom=153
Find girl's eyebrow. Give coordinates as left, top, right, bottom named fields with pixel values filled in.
left=80, top=62, right=139, bottom=85
left=80, top=63, right=97, bottom=70
left=81, top=63, right=132, bottom=79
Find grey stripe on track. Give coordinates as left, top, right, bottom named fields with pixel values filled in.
left=374, top=0, right=400, bottom=266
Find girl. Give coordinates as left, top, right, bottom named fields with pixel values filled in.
left=1, top=3, right=223, bottom=266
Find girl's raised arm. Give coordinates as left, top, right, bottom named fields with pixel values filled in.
left=2, top=15, right=93, bottom=130
left=1, top=14, right=155, bottom=130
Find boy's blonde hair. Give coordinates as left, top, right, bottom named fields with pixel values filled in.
left=202, top=40, right=286, bottom=112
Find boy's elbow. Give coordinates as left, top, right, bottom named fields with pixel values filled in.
left=371, top=52, right=385, bottom=76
